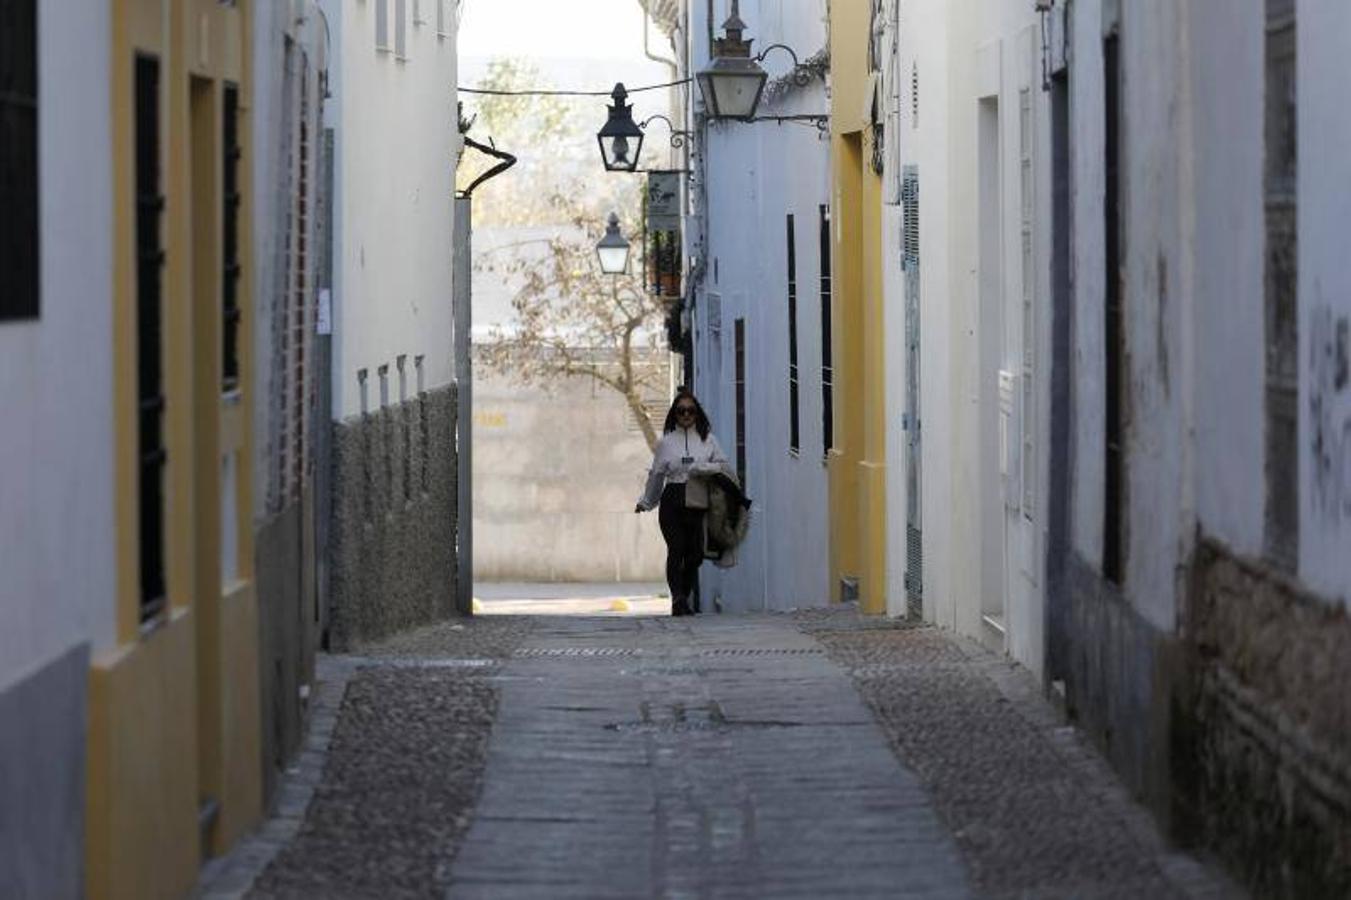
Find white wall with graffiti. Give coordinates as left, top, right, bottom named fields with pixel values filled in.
left=1300, top=2, right=1351, bottom=606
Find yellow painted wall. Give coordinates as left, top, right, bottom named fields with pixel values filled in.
left=829, top=0, right=888, bottom=613
left=216, top=581, right=263, bottom=849
left=828, top=134, right=865, bottom=602
left=92, top=1, right=261, bottom=895
left=86, top=612, right=200, bottom=900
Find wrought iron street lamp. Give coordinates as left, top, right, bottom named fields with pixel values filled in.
left=597, top=83, right=646, bottom=172
left=696, top=1, right=765, bottom=120
left=696, top=0, right=822, bottom=124
left=596, top=213, right=632, bottom=274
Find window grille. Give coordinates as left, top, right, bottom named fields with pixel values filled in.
left=276, top=61, right=315, bottom=508
left=706, top=290, right=722, bottom=336
left=376, top=0, right=390, bottom=50
left=902, top=175, right=919, bottom=265
left=1019, top=87, right=1036, bottom=520
left=735, top=318, right=747, bottom=487
left=395, top=0, right=408, bottom=57
left=1102, top=33, right=1125, bottom=584
left=819, top=204, right=834, bottom=456
left=902, top=166, right=923, bottom=616
left=787, top=215, right=800, bottom=454
left=135, top=54, right=168, bottom=624
left=1264, top=0, right=1298, bottom=570
left=291, top=70, right=313, bottom=500
left=0, top=0, right=39, bottom=321
left=911, top=62, right=919, bottom=129
left=222, top=84, right=242, bottom=392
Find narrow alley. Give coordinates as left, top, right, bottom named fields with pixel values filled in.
left=200, top=604, right=1234, bottom=899
left=4, top=0, right=1350, bottom=897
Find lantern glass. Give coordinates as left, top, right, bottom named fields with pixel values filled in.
left=596, top=244, right=631, bottom=275
left=597, top=131, right=644, bottom=172
left=696, top=56, right=768, bottom=120
left=596, top=213, right=631, bottom=274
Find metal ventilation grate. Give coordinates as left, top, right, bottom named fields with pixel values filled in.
left=906, top=524, right=923, bottom=618
left=911, top=62, right=919, bottom=128
left=513, top=647, right=644, bottom=658
left=698, top=647, right=825, bottom=657
left=902, top=167, right=920, bottom=267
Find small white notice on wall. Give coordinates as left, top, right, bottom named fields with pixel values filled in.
left=317, top=289, right=332, bottom=334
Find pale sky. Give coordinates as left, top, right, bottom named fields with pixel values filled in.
left=459, top=0, right=669, bottom=63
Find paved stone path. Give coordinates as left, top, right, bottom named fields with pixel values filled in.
left=198, top=608, right=1241, bottom=899
left=447, top=615, right=968, bottom=898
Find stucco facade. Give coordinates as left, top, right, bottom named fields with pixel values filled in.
left=320, top=0, right=462, bottom=646
left=887, top=2, right=1350, bottom=892
left=472, top=365, right=667, bottom=583
left=0, top=2, right=116, bottom=895
left=686, top=0, right=833, bottom=612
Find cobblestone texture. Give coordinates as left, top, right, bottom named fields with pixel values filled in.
left=798, top=604, right=1241, bottom=900
left=248, top=668, right=497, bottom=899
left=202, top=607, right=1240, bottom=900
left=197, top=617, right=536, bottom=900
left=353, top=615, right=537, bottom=662
left=447, top=615, right=970, bottom=898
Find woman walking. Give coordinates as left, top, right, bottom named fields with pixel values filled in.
left=635, top=389, right=730, bottom=616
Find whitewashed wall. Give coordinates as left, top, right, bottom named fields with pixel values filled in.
left=1188, top=0, right=1266, bottom=560
left=323, top=0, right=458, bottom=419
left=1061, top=0, right=1350, bottom=617
left=1300, top=1, right=1351, bottom=606
left=893, top=0, right=959, bottom=631
left=0, top=0, right=117, bottom=691
left=690, top=0, right=832, bottom=611
left=891, top=0, right=1052, bottom=676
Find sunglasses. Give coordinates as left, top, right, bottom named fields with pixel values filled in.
left=675, top=406, right=697, bottom=415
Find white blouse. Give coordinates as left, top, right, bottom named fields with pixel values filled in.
left=636, top=426, right=730, bottom=511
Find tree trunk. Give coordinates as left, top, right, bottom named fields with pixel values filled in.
left=627, top=388, right=660, bottom=452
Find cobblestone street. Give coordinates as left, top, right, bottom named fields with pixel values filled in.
left=199, top=608, right=1240, bottom=899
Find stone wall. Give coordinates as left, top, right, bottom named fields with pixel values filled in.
left=1048, top=553, right=1180, bottom=821
left=328, top=384, right=458, bottom=649
left=1051, top=540, right=1351, bottom=898
left=472, top=366, right=666, bottom=583
left=1176, top=538, right=1351, bottom=898
left=255, top=502, right=308, bottom=805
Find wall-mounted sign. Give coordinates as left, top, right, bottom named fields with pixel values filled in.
left=646, top=171, right=681, bottom=232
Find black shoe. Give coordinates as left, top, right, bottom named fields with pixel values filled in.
left=672, top=598, right=691, bottom=617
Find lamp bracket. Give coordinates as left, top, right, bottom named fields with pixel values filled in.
left=712, top=113, right=830, bottom=134
left=755, top=43, right=816, bottom=87
left=639, top=113, right=694, bottom=149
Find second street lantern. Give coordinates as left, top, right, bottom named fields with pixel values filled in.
left=597, top=83, right=645, bottom=172
left=596, top=213, right=632, bottom=274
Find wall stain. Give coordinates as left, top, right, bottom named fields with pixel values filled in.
left=1156, top=253, right=1170, bottom=399
left=1309, top=301, right=1351, bottom=524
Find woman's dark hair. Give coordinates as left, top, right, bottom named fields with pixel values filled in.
left=663, top=387, right=711, bottom=440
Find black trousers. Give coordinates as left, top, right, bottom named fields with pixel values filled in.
left=658, top=483, right=704, bottom=614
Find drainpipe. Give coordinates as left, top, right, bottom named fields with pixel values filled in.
left=642, top=7, right=681, bottom=170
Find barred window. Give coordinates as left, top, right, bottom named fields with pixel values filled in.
left=0, top=0, right=39, bottom=321
left=376, top=0, right=390, bottom=51
left=819, top=204, right=834, bottom=456
left=735, top=318, right=747, bottom=487
left=223, top=84, right=242, bottom=392
left=135, top=54, right=168, bottom=624
left=395, top=0, right=408, bottom=58
left=786, top=214, right=800, bottom=453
